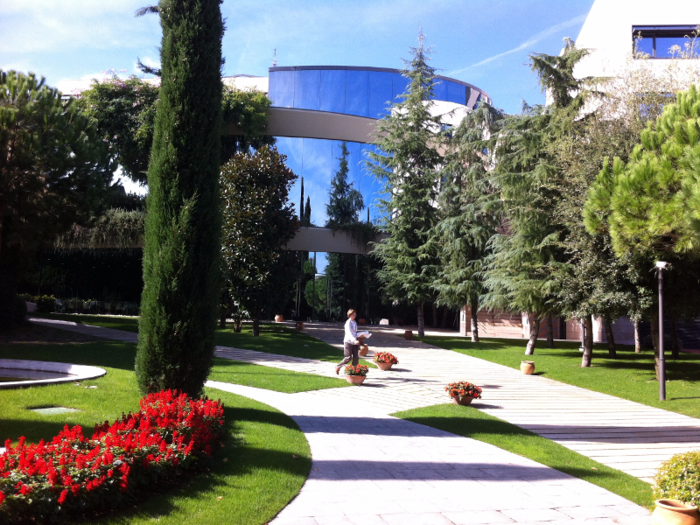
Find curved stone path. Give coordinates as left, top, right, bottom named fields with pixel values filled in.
left=30, top=317, right=700, bottom=523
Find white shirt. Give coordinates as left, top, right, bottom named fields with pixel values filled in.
left=344, top=318, right=359, bottom=345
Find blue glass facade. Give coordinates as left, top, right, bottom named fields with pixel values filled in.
left=267, top=66, right=489, bottom=269
left=269, top=66, right=486, bottom=118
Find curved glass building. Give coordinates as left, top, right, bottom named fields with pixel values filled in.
left=263, top=66, right=491, bottom=228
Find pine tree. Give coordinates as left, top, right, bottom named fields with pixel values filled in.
left=432, top=102, right=504, bottom=342
left=135, top=0, right=224, bottom=397
left=368, top=35, right=444, bottom=337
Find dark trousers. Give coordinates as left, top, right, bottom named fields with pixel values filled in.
left=337, top=342, right=359, bottom=369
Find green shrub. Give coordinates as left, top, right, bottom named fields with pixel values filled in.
left=654, top=450, right=700, bottom=507
left=35, top=295, right=57, bottom=313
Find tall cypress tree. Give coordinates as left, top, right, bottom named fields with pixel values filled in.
left=368, top=35, right=444, bottom=337
left=135, top=0, right=224, bottom=397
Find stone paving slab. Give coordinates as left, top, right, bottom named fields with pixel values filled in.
left=206, top=381, right=650, bottom=525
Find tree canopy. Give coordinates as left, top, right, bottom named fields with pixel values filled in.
left=221, top=146, right=299, bottom=335
left=0, top=70, right=114, bottom=328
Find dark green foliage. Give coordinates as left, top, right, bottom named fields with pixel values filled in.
left=76, top=75, right=159, bottom=185
left=368, top=36, right=444, bottom=337
left=78, top=75, right=273, bottom=185
left=220, top=146, right=299, bottom=336
left=11, top=294, right=26, bottom=324
left=0, top=70, right=114, bottom=329
left=432, top=102, right=504, bottom=340
left=56, top=209, right=145, bottom=250
left=326, top=142, right=364, bottom=229
left=221, top=86, right=274, bottom=160
left=136, top=0, right=224, bottom=397
left=654, top=451, right=700, bottom=507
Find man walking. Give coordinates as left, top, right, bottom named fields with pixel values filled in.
left=336, top=309, right=359, bottom=374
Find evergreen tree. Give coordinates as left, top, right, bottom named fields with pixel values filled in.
left=484, top=42, right=595, bottom=355
left=368, top=35, right=444, bottom=337
left=135, top=0, right=224, bottom=397
left=220, top=146, right=299, bottom=336
left=432, top=102, right=504, bottom=342
left=325, top=141, right=367, bottom=319
left=0, top=70, right=114, bottom=329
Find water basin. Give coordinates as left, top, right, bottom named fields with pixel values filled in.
left=0, top=359, right=106, bottom=389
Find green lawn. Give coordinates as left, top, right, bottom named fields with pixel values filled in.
left=0, top=340, right=311, bottom=524
left=394, top=403, right=654, bottom=509
left=423, top=336, right=700, bottom=419
left=31, top=313, right=376, bottom=367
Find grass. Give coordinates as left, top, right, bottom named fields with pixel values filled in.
left=393, top=403, right=654, bottom=509
left=31, top=313, right=376, bottom=367
left=422, top=336, right=700, bottom=419
left=0, top=339, right=311, bottom=524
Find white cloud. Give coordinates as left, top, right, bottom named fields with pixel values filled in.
left=449, top=14, right=587, bottom=75
left=0, top=0, right=159, bottom=55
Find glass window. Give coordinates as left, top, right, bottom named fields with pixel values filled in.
left=368, top=72, right=394, bottom=118
left=657, top=36, right=691, bottom=57
left=634, top=36, right=654, bottom=56
left=432, top=79, right=447, bottom=102
left=446, top=81, right=467, bottom=105
left=319, top=69, right=347, bottom=113
left=345, top=70, right=370, bottom=117
left=294, top=70, right=321, bottom=111
left=269, top=70, right=296, bottom=108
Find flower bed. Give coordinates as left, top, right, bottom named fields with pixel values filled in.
left=0, top=390, right=225, bottom=523
left=373, top=352, right=398, bottom=365
left=344, top=365, right=369, bottom=376
left=445, top=381, right=482, bottom=400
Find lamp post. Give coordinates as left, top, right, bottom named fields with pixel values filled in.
left=656, top=261, right=670, bottom=401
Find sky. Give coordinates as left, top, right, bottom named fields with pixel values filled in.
left=0, top=0, right=595, bottom=271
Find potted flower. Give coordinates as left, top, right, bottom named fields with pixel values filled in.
left=373, top=352, right=398, bottom=371
left=445, top=381, right=482, bottom=406
left=344, top=364, right=368, bottom=385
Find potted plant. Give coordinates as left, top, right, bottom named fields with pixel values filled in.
left=344, top=364, right=368, bottom=385
left=445, top=381, right=482, bottom=406
left=374, top=352, right=398, bottom=371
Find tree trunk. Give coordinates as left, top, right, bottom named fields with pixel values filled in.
left=670, top=317, right=680, bottom=359
left=441, top=306, right=450, bottom=329
left=417, top=302, right=425, bottom=337
left=581, top=316, right=594, bottom=367
left=252, top=316, right=260, bottom=337
left=546, top=314, right=554, bottom=348
left=604, top=317, right=616, bottom=357
left=634, top=320, right=641, bottom=354
left=219, top=309, right=226, bottom=329
left=651, top=314, right=660, bottom=381
left=470, top=297, right=480, bottom=343
left=525, top=313, right=540, bottom=355
left=431, top=302, right=438, bottom=329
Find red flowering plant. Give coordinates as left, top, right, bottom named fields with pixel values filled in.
left=445, top=381, right=482, bottom=401
left=344, top=365, right=369, bottom=376
left=373, top=352, right=398, bottom=365
left=0, top=390, right=225, bottom=524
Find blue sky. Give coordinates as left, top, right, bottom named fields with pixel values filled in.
left=0, top=0, right=595, bottom=272
left=1, top=0, right=594, bottom=113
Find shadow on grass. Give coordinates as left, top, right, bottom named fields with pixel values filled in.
left=0, top=341, right=136, bottom=371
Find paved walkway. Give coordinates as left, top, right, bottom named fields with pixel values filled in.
left=27, top=317, right=700, bottom=523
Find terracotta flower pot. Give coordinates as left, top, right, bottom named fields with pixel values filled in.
left=345, top=375, right=366, bottom=385
left=274, top=315, right=284, bottom=322
left=521, top=361, right=535, bottom=375
left=359, top=344, right=369, bottom=357
left=404, top=330, right=413, bottom=340
left=451, top=395, right=474, bottom=406
left=358, top=318, right=367, bottom=326
left=651, top=499, right=700, bottom=525
left=295, top=322, right=304, bottom=330
left=376, top=362, right=392, bottom=371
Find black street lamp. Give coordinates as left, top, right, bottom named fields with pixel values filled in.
left=656, top=261, right=670, bottom=401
